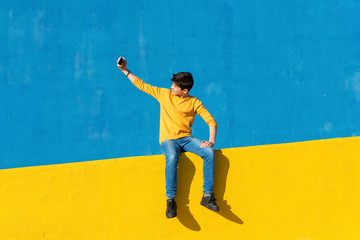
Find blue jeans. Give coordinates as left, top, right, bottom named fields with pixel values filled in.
left=160, top=136, right=215, bottom=198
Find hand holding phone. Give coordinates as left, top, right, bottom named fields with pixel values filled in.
left=117, top=57, right=128, bottom=71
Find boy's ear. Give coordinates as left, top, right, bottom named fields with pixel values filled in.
left=183, top=88, right=189, bottom=94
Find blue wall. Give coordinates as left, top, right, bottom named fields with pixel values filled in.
left=1, top=0, right=360, bottom=169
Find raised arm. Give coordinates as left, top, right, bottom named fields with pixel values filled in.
left=116, top=56, right=162, bottom=100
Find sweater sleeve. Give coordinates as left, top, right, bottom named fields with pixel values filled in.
left=132, top=77, right=162, bottom=101
left=194, top=99, right=217, bottom=127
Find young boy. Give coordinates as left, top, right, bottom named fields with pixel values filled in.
left=117, top=57, right=219, bottom=218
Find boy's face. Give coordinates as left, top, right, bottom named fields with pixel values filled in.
left=171, top=82, right=188, bottom=98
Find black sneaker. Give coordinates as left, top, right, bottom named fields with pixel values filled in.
left=166, top=198, right=177, bottom=218
left=201, top=193, right=220, bottom=211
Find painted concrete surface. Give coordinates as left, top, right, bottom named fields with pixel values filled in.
left=1, top=137, right=359, bottom=239
left=2, top=1, right=360, bottom=169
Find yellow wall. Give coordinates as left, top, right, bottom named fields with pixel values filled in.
left=1, top=137, right=360, bottom=240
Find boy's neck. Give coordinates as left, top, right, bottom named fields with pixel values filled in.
left=179, top=93, right=189, bottom=98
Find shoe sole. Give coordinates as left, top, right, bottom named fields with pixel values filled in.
left=200, top=202, right=220, bottom=212
left=166, top=212, right=177, bottom=218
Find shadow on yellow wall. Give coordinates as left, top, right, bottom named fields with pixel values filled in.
left=176, top=150, right=243, bottom=231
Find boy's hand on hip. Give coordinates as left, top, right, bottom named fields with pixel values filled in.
left=201, top=140, right=214, bottom=148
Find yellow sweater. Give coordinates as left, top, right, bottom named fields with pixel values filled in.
left=132, top=77, right=217, bottom=143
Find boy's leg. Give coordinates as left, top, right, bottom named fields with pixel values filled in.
left=180, top=137, right=219, bottom=211
left=180, top=137, right=215, bottom=195
left=160, top=139, right=181, bottom=198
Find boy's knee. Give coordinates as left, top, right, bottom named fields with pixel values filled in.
left=202, top=147, right=215, bottom=158
left=165, top=153, right=179, bottom=163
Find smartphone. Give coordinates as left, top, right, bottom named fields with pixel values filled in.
left=118, top=57, right=124, bottom=65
